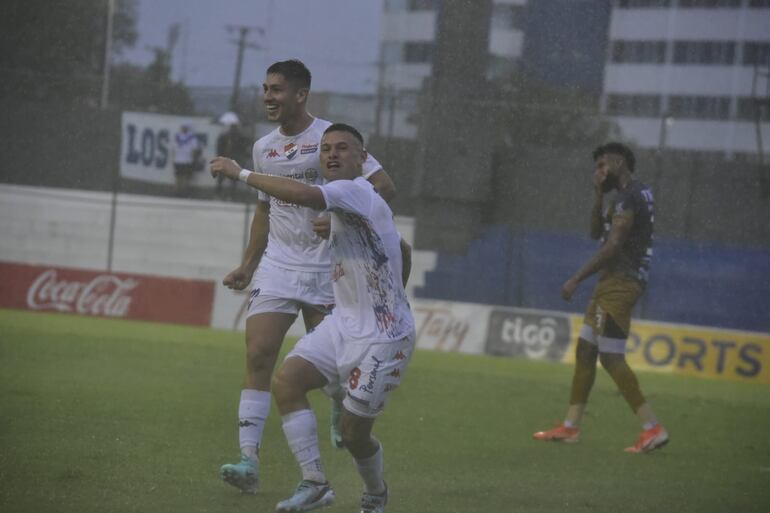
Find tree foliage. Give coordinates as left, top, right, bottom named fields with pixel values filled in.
left=0, top=0, right=138, bottom=103
left=0, top=0, right=193, bottom=114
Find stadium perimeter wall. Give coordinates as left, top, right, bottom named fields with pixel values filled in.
left=0, top=185, right=768, bottom=385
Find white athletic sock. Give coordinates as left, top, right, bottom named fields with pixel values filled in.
left=282, top=409, right=326, bottom=483
left=636, top=403, right=659, bottom=430
left=354, top=443, right=386, bottom=495
left=564, top=404, right=586, bottom=428
left=239, top=389, right=271, bottom=461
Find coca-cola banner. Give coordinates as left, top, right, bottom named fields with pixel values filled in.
left=0, top=262, right=215, bottom=326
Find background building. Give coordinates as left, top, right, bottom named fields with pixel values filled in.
left=601, top=0, right=770, bottom=159
left=377, top=0, right=527, bottom=139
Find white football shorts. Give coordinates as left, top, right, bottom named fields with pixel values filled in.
left=285, top=316, right=416, bottom=418
left=247, top=260, right=334, bottom=317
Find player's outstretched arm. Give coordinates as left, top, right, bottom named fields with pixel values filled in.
left=367, top=168, right=396, bottom=203
left=210, top=157, right=326, bottom=210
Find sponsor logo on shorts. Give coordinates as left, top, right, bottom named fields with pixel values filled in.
left=388, top=369, right=400, bottom=378
left=301, top=143, right=318, bottom=155
left=248, top=288, right=260, bottom=308
left=485, top=310, right=571, bottom=362
left=359, top=356, right=383, bottom=393
left=395, top=350, right=406, bottom=360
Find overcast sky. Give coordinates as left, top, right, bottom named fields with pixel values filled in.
left=120, top=0, right=384, bottom=94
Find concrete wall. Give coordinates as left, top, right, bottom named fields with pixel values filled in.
left=0, top=184, right=435, bottom=333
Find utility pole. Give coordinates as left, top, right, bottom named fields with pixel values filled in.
left=100, top=0, right=115, bottom=110
left=751, top=63, right=769, bottom=197
left=227, top=25, right=263, bottom=112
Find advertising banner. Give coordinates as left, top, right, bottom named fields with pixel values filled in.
left=567, top=316, right=770, bottom=384
left=0, top=262, right=215, bottom=326
left=485, top=308, right=572, bottom=362
left=120, top=111, right=223, bottom=187
left=412, top=299, right=491, bottom=355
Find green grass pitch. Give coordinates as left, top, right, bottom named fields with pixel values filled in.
left=1, top=309, right=769, bottom=513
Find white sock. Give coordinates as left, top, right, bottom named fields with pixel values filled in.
left=355, top=443, right=386, bottom=495
left=636, top=403, right=659, bottom=430
left=282, top=409, right=326, bottom=483
left=564, top=404, right=586, bottom=428
left=239, top=389, right=271, bottom=460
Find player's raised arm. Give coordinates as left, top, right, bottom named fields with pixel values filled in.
left=210, top=157, right=326, bottom=210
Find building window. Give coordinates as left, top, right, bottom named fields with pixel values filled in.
left=491, top=4, right=525, bottom=31
left=678, top=0, right=741, bottom=7
left=673, top=41, right=735, bottom=65
left=407, top=0, right=436, bottom=10
left=384, top=0, right=406, bottom=13
left=606, top=94, right=662, bottom=117
left=611, top=40, right=667, bottom=63
left=743, top=42, right=770, bottom=66
left=403, top=42, right=433, bottom=63
left=617, top=0, right=672, bottom=7
left=669, top=95, right=731, bottom=120
left=381, top=42, right=403, bottom=65
left=736, top=98, right=770, bottom=121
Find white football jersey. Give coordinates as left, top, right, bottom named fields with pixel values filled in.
left=252, top=117, right=382, bottom=272
left=318, top=177, right=414, bottom=343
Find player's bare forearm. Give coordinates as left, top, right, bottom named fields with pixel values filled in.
left=242, top=202, right=269, bottom=273
left=400, top=238, right=412, bottom=287
left=244, top=173, right=326, bottom=210
left=210, top=156, right=326, bottom=210
left=563, top=213, right=631, bottom=301
left=572, top=243, right=619, bottom=284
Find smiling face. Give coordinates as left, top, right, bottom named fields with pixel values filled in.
left=319, top=130, right=367, bottom=182
left=262, top=72, right=307, bottom=124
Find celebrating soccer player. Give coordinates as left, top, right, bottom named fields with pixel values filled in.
left=212, top=123, right=414, bottom=513
left=216, top=59, right=396, bottom=495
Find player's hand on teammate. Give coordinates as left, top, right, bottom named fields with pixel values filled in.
left=210, top=156, right=241, bottom=181
left=312, top=215, right=331, bottom=240
left=223, top=266, right=251, bottom=290
left=561, top=277, right=579, bottom=301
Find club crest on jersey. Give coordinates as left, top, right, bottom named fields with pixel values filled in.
left=284, top=143, right=298, bottom=160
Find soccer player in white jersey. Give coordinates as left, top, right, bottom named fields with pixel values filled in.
left=217, top=60, right=397, bottom=495
left=211, top=123, right=415, bottom=513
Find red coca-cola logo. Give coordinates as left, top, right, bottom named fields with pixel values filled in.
left=1, top=262, right=215, bottom=326
left=26, top=269, right=138, bottom=317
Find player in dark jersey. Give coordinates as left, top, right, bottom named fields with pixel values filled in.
left=533, top=142, right=668, bottom=453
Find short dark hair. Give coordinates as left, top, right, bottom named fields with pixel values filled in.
left=266, top=59, right=311, bottom=89
left=593, top=142, right=636, bottom=173
left=323, top=123, right=364, bottom=147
